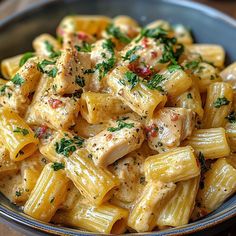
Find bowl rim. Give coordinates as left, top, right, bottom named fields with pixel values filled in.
left=0, top=0, right=236, bottom=235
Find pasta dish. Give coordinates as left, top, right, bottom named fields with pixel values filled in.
left=0, top=15, right=236, bottom=234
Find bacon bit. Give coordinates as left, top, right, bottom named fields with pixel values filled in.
left=151, top=51, right=158, bottom=58
left=77, top=32, right=88, bottom=40
left=199, top=208, right=209, bottom=217
left=145, top=124, right=158, bottom=139
left=106, top=133, right=113, bottom=141
left=48, top=98, right=63, bottom=109
left=171, top=113, right=179, bottom=121
left=128, top=63, right=152, bottom=78
left=35, top=125, right=48, bottom=138
left=142, top=37, right=149, bottom=48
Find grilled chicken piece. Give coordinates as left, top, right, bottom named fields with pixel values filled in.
left=145, top=107, right=195, bottom=152
left=85, top=119, right=145, bottom=167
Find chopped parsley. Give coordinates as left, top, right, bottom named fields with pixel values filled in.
left=107, top=120, right=134, bottom=132
left=55, top=136, right=84, bottom=157
left=75, top=76, right=85, bottom=87
left=145, top=73, right=165, bottom=92
left=136, top=26, right=168, bottom=42
left=13, top=127, right=29, bottom=136
left=51, top=162, right=65, bottom=171
left=0, top=84, right=8, bottom=95
left=75, top=41, right=93, bottom=53
left=19, top=52, right=35, bottom=67
left=225, top=111, right=236, bottom=123
left=11, top=73, right=25, bottom=86
left=37, top=59, right=58, bottom=78
left=122, top=46, right=142, bottom=63
left=140, top=176, right=146, bottom=185
left=83, top=68, right=95, bottom=74
left=185, top=60, right=200, bottom=70
left=198, top=152, right=209, bottom=173
left=15, top=190, right=22, bottom=197
left=106, top=24, right=131, bottom=44
left=123, top=71, right=140, bottom=90
left=168, top=64, right=182, bottom=72
left=95, top=39, right=116, bottom=80
left=187, top=93, right=193, bottom=99
left=50, top=197, right=55, bottom=203
left=44, top=40, right=61, bottom=58
left=213, top=97, right=230, bottom=108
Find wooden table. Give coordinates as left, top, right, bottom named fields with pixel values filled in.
left=0, top=0, right=235, bottom=235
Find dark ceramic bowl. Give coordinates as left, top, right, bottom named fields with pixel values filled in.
left=0, top=0, right=236, bottom=235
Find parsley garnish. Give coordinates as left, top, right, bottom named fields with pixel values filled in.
left=106, top=24, right=131, bottom=44
left=44, top=40, right=61, bottom=58
left=198, top=152, right=209, bottom=173
left=19, top=52, right=35, bottom=67
left=225, top=111, right=236, bottom=123
left=15, top=190, right=22, bottom=197
left=187, top=93, right=193, bottom=99
left=11, top=73, right=25, bottom=86
left=75, top=41, right=93, bottom=53
left=13, top=127, right=29, bottom=136
left=185, top=60, right=200, bottom=70
left=55, top=136, right=84, bottom=157
left=95, top=39, right=116, bottom=80
left=0, top=85, right=8, bottom=95
left=51, top=162, right=65, bottom=171
left=145, top=73, right=165, bottom=92
left=213, top=97, right=230, bottom=108
left=124, top=71, right=139, bottom=90
left=37, top=59, right=58, bottom=78
left=107, top=120, right=134, bottom=132
left=75, top=76, right=85, bottom=87
left=136, top=26, right=168, bottom=42
left=168, top=64, right=182, bottom=72
left=83, top=69, right=95, bottom=74
left=122, top=46, right=142, bottom=62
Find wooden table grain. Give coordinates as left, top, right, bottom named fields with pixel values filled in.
left=0, top=0, right=235, bottom=236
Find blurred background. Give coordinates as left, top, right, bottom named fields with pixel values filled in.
left=0, top=0, right=235, bottom=20
left=0, top=0, right=235, bottom=236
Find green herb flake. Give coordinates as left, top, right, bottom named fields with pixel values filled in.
left=44, top=40, right=61, bottom=58
left=136, top=26, right=168, bottom=42
left=102, top=39, right=115, bottom=55
left=225, top=111, right=236, bottom=123
left=13, top=127, right=29, bottom=136
left=185, top=60, right=200, bottom=70
left=11, top=73, right=25, bottom=86
left=37, top=59, right=57, bottom=78
left=140, top=176, right=146, bottom=185
left=106, top=24, right=131, bottom=44
left=213, top=97, right=230, bottom=108
left=50, top=197, right=55, bottom=203
left=55, top=136, right=84, bottom=157
left=187, top=93, right=193, bottom=99
left=122, top=46, right=142, bottom=63
left=198, top=152, right=209, bottom=173
left=51, top=162, right=65, bottom=171
left=145, top=73, right=165, bottom=92
left=0, top=84, right=8, bottom=95
left=75, top=41, right=93, bottom=53
left=124, top=71, right=139, bottom=90
left=168, top=64, right=182, bottom=73
left=108, top=120, right=134, bottom=132
left=19, top=52, right=35, bottom=67
left=95, top=57, right=115, bottom=81
left=15, top=190, right=22, bottom=197
left=83, top=69, right=95, bottom=74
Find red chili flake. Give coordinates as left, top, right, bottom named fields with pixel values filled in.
left=151, top=51, right=158, bottom=58
left=171, top=113, right=179, bottom=121
left=142, top=37, right=149, bottom=48
left=106, top=133, right=113, bottom=141
left=35, top=125, right=48, bottom=138
left=144, top=124, right=158, bottom=139
left=48, top=98, right=63, bottom=109
left=77, top=32, right=88, bottom=40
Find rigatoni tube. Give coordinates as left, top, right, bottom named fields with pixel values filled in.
left=128, top=181, right=176, bottom=232
left=52, top=202, right=128, bottom=234
left=196, top=158, right=236, bottom=213
left=0, top=108, right=38, bottom=161
left=144, top=146, right=200, bottom=182
left=65, top=148, right=119, bottom=205
left=202, top=82, right=233, bottom=128
left=156, top=176, right=200, bottom=227
left=185, top=128, right=230, bottom=159
left=24, top=163, right=69, bottom=222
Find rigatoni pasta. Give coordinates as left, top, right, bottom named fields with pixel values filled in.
left=0, top=14, right=235, bottom=234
